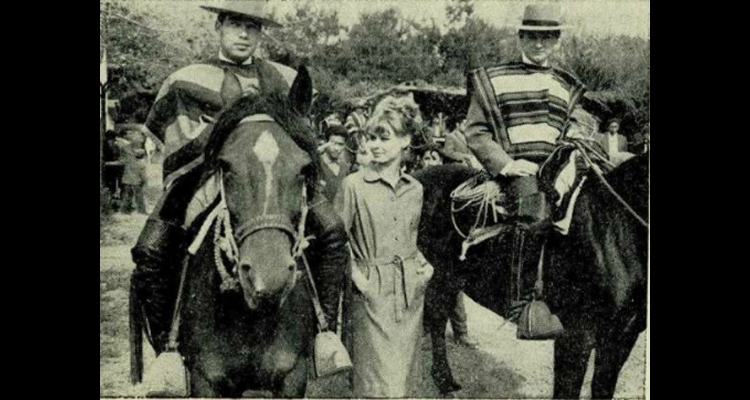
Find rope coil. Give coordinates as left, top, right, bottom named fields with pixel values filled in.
left=450, top=173, right=511, bottom=260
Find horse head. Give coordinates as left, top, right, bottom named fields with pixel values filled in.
left=203, top=66, right=318, bottom=310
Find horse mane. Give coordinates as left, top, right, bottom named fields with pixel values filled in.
left=204, top=92, right=321, bottom=192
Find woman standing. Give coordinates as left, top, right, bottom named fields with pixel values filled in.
left=336, top=96, right=434, bottom=397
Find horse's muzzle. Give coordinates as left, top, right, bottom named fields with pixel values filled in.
left=240, top=273, right=291, bottom=311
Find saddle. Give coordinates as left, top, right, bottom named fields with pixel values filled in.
left=451, top=139, right=611, bottom=256
left=451, top=172, right=552, bottom=261
left=450, top=142, right=612, bottom=339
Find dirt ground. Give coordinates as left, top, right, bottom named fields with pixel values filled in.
left=100, top=212, right=646, bottom=399
left=100, top=165, right=647, bottom=398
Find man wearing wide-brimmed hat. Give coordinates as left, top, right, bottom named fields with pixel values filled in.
left=133, top=1, right=351, bottom=373
left=465, top=3, right=585, bottom=177
left=145, top=0, right=296, bottom=187
left=463, top=4, right=586, bottom=335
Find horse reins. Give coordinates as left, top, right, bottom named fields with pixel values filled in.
left=570, top=140, right=649, bottom=229
left=448, top=139, right=648, bottom=261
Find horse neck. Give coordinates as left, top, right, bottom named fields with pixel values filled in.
left=593, top=154, right=649, bottom=221
left=559, top=157, right=648, bottom=311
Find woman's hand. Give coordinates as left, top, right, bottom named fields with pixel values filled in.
left=351, top=264, right=373, bottom=302
left=417, top=262, right=434, bottom=282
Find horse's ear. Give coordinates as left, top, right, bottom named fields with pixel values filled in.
left=289, top=65, right=313, bottom=116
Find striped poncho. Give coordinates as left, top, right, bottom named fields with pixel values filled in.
left=144, top=58, right=296, bottom=189
left=465, top=62, right=586, bottom=177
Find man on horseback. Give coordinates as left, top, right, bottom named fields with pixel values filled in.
left=132, top=0, right=349, bottom=371
left=464, top=3, right=586, bottom=327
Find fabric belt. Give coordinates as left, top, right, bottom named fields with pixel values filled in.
left=354, top=252, right=419, bottom=322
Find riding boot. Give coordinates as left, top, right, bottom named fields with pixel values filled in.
left=130, top=170, right=203, bottom=352
left=507, top=225, right=564, bottom=339
left=131, top=218, right=186, bottom=353
left=507, top=227, right=538, bottom=321
left=504, top=177, right=549, bottom=322
left=304, top=192, right=353, bottom=377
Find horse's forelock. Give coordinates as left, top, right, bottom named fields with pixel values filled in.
left=204, top=92, right=320, bottom=192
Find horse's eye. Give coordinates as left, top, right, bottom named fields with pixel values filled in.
left=217, top=160, right=231, bottom=174
left=222, top=167, right=235, bottom=179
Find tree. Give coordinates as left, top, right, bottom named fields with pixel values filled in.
left=264, top=3, right=346, bottom=66
left=557, top=35, right=650, bottom=133
left=446, top=0, right=475, bottom=25
left=331, top=9, right=443, bottom=84
left=100, top=0, right=216, bottom=97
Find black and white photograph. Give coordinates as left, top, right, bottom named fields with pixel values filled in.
left=99, top=0, right=649, bottom=398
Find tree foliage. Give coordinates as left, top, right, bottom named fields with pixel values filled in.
left=100, top=0, right=649, bottom=134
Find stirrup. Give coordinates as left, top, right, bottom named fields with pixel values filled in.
left=516, top=299, right=564, bottom=340
left=313, top=331, right=352, bottom=379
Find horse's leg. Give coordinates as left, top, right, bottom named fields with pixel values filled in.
left=187, top=350, right=235, bottom=398
left=426, top=280, right=463, bottom=394
left=189, top=364, right=220, bottom=398
left=276, top=355, right=309, bottom=398
left=590, top=322, right=642, bottom=399
left=553, top=326, right=595, bottom=399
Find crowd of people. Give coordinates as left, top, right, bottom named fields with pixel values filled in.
left=123, top=1, right=648, bottom=397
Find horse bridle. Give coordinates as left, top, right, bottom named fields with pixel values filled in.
left=567, top=140, right=649, bottom=229
left=188, top=169, right=314, bottom=301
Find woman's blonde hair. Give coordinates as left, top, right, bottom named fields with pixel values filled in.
left=364, top=94, right=424, bottom=140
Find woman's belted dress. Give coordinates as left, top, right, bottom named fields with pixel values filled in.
left=336, top=168, right=434, bottom=398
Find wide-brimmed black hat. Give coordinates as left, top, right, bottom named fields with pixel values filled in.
left=201, top=0, right=283, bottom=28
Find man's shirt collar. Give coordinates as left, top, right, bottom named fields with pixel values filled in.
left=219, top=51, right=254, bottom=66
left=522, top=53, right=550, bottom=68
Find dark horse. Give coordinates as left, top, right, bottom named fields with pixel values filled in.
left=415, top=152, right=648, bottom=398
left=131, top=68, right=324, bottom=397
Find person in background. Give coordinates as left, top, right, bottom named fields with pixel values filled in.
left=420, top=148, right=444, bottom=168
left=417, top=122, right=480, bottom=347
left=442, top=119, right=483, bottom=170
left=144, top=137, right=157, bottom=163
left=103, top=130, right=124, bottom=209
left=344, top=103, right=369, bottom=172
left=120, top=144, right=148, bottom=214
left=631, top=123, right=650, bottom=155
left=319, top=125, right=351, bottom=202
left=597, top=118, right=632, bottom=165
left=431, top=112, right=447, bottom=140
left=450, top=292, right=479, bottom=348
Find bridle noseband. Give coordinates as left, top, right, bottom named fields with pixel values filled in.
left=189, top=169, right=313, bottom=299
